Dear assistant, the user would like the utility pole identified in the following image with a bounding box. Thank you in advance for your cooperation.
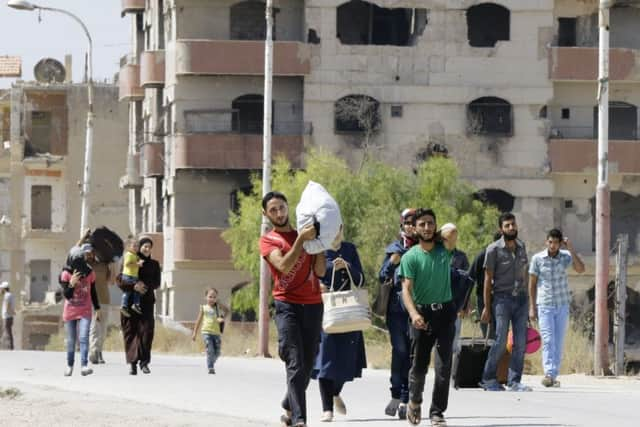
[613,234,628,376]
[594,0,611,376]
[257,0,274,358]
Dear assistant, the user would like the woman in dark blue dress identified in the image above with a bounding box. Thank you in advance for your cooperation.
[312,241,367,422]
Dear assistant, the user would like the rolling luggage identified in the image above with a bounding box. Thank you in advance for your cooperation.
[452,336,493,389]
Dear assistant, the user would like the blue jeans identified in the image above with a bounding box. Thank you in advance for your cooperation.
[386,310,410,403]
[482,293,528,386]
[538,304,569,379]
[121,274,140,308]
[65,317,91,367]
[203,333,221,369]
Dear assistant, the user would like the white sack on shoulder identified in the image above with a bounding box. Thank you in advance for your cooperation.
[295,181,343,255]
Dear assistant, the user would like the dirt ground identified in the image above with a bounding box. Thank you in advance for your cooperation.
[0,382,273,427]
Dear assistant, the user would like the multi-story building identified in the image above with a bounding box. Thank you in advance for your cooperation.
[0,78,129,349]
[120,0,640,322]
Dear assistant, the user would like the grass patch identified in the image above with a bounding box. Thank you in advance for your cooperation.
[44,316,593,374]
[0,387,22,400]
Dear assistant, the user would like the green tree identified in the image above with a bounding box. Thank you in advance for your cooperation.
[223,149,499,313]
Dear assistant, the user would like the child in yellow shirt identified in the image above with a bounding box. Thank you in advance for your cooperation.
[120,239,144,317]
[192,288,229,374]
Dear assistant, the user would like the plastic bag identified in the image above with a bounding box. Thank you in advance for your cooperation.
[295,181,343,254]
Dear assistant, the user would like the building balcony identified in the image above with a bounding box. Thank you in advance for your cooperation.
[119,152,143,189]
[549,47,640,82]
[141,142,164,177]
[121,0,145,16]
[173,227,231,262]
[174,124,305,169]
[119,60,144,101]
[140,50,165,87]
[549,138,640,174]
[175,40,310,76]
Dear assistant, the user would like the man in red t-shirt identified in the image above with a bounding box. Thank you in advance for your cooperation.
[259,191,326,427]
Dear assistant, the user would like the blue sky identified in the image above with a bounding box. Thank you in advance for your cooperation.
[1,1,129,88]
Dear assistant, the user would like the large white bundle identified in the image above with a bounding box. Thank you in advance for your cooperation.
[295,181,343,254]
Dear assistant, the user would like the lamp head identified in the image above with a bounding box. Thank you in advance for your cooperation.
[7,0,37,11]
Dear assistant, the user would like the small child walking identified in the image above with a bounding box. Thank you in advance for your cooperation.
[120,238,144,317]
[192,287,228,374]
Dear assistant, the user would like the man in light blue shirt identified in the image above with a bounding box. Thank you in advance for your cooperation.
[528,229,584,387]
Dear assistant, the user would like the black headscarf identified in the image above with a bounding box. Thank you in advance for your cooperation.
[138,237,153,261]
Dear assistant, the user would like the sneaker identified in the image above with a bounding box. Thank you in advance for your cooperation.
[385,398,400,416]
[431,414,447,426]
[482,381,505,391]
[320,411,333,422]
[140,364,151,374]
[507,382,532,392]
[541,375,554,387]
[80,366,93,376]
[64,366,73,377]
[398,403,407,420]
[552,379,561,388]
[208,368,216,374]
[333,395,346,415]
[120,307,131,318]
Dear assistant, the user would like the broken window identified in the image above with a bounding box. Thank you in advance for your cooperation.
[558,18,577,47]
[31,185,52,230]
[232,94,264,134]
[231,1,270,40]
[337,0,427,46]
[593,102,638,140]
[334,95,381,134]
[591,192,640,253]
[467,97,513,136]
[467,3,510,47]
[473,189,515,213]
[30,111,52,154]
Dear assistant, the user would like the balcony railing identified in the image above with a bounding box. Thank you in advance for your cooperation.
[550,126,639,141]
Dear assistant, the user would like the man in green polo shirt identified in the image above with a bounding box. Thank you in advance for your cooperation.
[399,208,456,427]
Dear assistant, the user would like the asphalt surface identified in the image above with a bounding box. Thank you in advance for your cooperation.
[1,351,639,426]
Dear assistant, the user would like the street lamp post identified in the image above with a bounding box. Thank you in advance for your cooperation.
[8,0,94,238]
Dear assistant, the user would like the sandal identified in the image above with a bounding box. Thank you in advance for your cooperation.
[407,402,421,426]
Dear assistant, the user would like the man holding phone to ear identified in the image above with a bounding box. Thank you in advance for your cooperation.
[529,229,584,388]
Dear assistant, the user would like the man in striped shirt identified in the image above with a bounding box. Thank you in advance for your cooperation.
[528,228,584,387]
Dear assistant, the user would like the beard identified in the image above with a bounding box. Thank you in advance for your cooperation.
[503,231,518,241]
[272,218,289,228]
[418,233,435,243]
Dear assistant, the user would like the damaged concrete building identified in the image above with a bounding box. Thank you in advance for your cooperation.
[0,77,129,349]
[119,0,640,323]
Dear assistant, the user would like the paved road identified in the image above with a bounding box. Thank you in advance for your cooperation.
[1,351,639,426]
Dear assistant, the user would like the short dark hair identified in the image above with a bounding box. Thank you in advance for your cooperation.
[547,228,563,241]
[415,208,436,223]
[498,212,516,228]
[262,191,288,210]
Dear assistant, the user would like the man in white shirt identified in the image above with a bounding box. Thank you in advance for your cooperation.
[1,281,15,350]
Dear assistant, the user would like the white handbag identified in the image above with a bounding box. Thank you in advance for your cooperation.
[322,264,371,334]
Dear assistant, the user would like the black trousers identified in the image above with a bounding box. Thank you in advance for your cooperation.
[274,300,323,425]
[409,302,456,418]
[319,378,345,412]
[3,317,13,350]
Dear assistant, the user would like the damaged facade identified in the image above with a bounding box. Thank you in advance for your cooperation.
[120,0,640,322]
[0,82,129,349]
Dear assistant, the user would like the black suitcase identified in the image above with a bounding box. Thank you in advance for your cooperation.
[452,337,492,389]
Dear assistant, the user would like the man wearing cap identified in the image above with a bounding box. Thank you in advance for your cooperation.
[379,208,417,420]
[1,281,15,350]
